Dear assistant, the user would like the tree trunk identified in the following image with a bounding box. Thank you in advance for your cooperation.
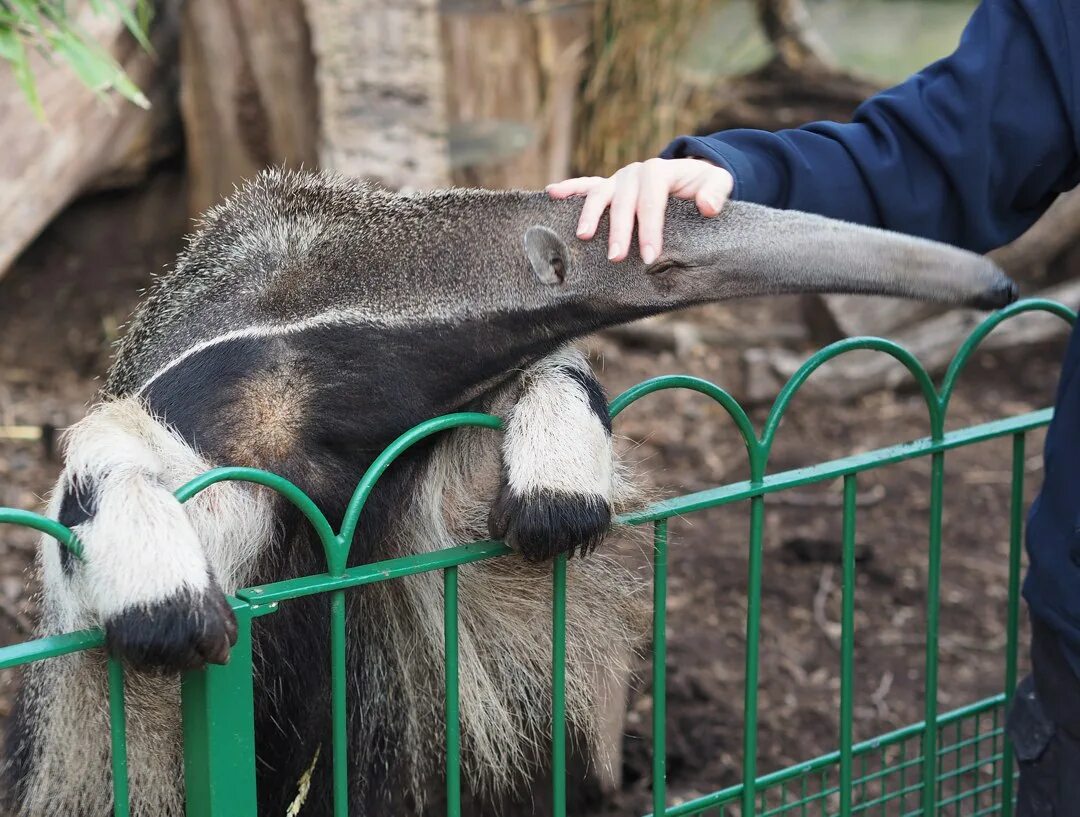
[0,0,183,281]
[179,0,319,215]
[303,0,452,191]
[440,0,593,189]
[755,0,835,74]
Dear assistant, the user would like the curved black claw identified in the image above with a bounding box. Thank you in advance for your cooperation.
[489,485,612,562]
[105,584,238,673]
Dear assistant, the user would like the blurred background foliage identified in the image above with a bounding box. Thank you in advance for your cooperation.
[689,0,975,82]
[0,0,152,115]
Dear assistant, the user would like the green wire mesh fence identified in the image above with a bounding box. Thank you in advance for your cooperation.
[0,298,1073,817]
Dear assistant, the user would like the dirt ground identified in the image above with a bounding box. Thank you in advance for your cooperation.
[0,173,1072,814]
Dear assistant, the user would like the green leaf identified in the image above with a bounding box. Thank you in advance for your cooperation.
[135,0,152,33]
[7,0,47,30]
[106,0,153,55]
[2,0,153,114]
[49,29,112,89]
[0,29,20,61]
[53,11,151,107]
[0,26,44,119]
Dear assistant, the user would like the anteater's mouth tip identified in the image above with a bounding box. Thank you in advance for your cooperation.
[969,276,1019,310]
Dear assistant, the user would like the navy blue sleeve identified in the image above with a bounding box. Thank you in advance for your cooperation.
[662,0,1080,253]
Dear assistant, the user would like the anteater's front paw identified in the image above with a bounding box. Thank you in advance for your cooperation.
[488,485,612,561]
[105,583,238,673]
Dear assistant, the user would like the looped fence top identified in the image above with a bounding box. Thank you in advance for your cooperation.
[4,299,1073,576]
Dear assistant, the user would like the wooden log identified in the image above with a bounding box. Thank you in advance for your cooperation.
[180,0,319,215]
[806,186,1080,343]
[991,187,1080,278]
[747,279,1080,404]
[0,0,183,281]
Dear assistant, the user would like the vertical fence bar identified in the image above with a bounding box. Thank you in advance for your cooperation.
[839,474,857,817]
[952,721,962,805]
[1001,432,1026,817]
[653,519,669,817]
[552,552,568,817]
[899,740,908,814]
[993,705,1003,811]
[182,599,258,816]
[973,713,982,811]
[445,567,461,817]
[742,494,766,817]
[921,451,945,817]
[331,589,349,817]
[107,657,130,817]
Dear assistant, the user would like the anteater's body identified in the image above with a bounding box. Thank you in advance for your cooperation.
[2,169,1016,815]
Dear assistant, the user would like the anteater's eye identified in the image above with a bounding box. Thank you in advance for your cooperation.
[647,259,683,275]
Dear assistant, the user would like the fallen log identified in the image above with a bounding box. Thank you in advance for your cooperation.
[601,315,805,355]
[744,279,1080,404]
[990,187,1080,278]
[808,189,1080,342]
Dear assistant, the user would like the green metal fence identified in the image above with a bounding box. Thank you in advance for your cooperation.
[0,298,1073,817]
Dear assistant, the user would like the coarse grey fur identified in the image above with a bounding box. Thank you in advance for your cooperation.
[3,169,1017,817]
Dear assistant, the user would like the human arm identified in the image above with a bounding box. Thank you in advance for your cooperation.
[549,0,1080,260]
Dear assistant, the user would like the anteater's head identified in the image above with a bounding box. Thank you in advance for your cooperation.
[516,196,1018,322]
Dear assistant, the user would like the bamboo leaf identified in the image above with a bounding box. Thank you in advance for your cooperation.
[56,30,149,107]
[3,0,152,114]
[106,0,153,55]
[7,0,47,30]
[135,0,152,33]
[0,26,45,119]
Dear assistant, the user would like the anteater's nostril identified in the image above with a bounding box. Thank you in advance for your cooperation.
[1004,279,1020,304]
[971,275,1019,310]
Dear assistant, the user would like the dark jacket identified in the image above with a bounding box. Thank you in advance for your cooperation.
[662,0,1080,665]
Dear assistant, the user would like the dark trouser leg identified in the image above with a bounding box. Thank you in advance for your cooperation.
[1008,616,1080,816]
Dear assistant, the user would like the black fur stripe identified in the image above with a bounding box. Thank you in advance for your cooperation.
[57,475,98,574]
[564,366,612,433]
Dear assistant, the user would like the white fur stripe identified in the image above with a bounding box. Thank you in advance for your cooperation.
[134,309,399,396]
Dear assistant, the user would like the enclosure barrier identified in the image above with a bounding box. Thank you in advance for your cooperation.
[0,298,1073,817]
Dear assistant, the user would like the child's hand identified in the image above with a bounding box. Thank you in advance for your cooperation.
[546,158,734,264]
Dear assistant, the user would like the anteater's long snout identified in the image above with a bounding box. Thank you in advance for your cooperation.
[700,202,1020,310]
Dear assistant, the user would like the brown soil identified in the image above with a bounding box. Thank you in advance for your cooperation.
[0,172,1071,814]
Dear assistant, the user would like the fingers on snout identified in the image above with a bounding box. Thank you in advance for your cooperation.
[691,165,734,218]
[576,178,616,241]
[546,176,601,200]
[636,159,672,264]
[607,164,642,261]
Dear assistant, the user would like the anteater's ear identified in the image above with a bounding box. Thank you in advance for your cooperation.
[524,225,570,286]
